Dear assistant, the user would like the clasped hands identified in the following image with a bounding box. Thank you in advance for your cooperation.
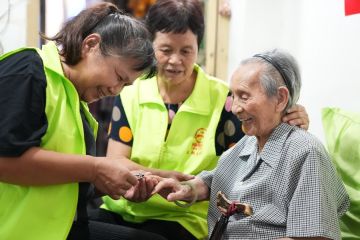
[123,171,196,204]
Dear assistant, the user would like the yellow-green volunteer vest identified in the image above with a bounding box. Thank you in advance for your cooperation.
[0,42,98,240]
[102,64,228,239]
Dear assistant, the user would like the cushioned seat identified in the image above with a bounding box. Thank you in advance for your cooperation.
[322,107,360,239]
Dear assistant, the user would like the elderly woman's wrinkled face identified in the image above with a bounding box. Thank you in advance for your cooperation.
[230,63,282,144]
[153,29,198,85]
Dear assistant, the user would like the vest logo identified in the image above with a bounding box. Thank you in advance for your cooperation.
[189,128,207,155]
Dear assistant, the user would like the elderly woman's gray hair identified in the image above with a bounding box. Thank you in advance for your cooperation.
[241,49,301,111]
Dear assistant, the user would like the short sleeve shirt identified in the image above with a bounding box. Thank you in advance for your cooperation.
[0,50,47,156]
[198,123,350,239]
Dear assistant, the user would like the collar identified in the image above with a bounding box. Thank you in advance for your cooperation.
[40,42,65,77]
[138,64,211,116]
[238,123,295,168]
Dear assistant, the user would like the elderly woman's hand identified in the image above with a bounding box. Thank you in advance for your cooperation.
[123,172,161,202]
[151,178,192,202]
[282,104,309,130]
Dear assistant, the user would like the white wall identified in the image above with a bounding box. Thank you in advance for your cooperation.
[0,0,87,55]
[45,0,86,38]
[228,0,360,143]
[0,0,28,54]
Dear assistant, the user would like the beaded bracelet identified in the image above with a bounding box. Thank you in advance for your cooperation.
[174,182,198,208]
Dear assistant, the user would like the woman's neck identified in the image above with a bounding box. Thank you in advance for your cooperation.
[60,59,81,95]
[61,61,71,80]
[157,71,196,104]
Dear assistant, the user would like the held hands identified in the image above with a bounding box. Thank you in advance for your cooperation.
[122,175,194,203]
[123,169,195,202]
[91,157,138,200]
[90,157,195,203]
[123,172,161,202]
[282,104,309,130]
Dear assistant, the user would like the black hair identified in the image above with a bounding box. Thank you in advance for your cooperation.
[42,2,155,73]
[145,0,204,47]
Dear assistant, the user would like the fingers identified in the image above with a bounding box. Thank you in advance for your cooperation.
[101,180,132,199]
[178,173,195,181]
[151,178,176,195]
[282,104,309,130]
[167,189,185,201]
[138,179,149,200]
[123,175,159,202]
[286,104,304,114]
[108,187,127,200]
[167,184,190,201]
[110,192,125,200]
[126,172,139,186]
[92,158,139,198]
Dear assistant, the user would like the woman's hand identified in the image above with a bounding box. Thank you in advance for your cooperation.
[282,104,309,130]
[91,157,138,200]
[123,172,160,202]
[151,178,194,202]
[155,169,194,182]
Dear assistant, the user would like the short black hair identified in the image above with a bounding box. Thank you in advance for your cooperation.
[145,0,204,47]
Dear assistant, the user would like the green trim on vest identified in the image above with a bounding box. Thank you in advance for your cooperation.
[0,42,98,240]
[102,65,229,239]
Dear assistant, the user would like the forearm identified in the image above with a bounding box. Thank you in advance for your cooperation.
[0,147,95,185]
[108,154,161,175]
[107,139,149,172]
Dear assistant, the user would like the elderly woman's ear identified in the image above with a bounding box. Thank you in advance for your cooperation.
[276,86,289,113]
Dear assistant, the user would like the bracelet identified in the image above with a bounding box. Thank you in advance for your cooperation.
[174,182,198,208]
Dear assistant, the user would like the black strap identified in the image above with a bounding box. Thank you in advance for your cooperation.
[76,108,97,223]
[253,53,293,98]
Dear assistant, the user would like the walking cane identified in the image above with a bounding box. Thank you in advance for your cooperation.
[209,191,253,240]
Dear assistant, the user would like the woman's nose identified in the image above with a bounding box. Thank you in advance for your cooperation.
[231,99,243,114]
[168,53,182,64]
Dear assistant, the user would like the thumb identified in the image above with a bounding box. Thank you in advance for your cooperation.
[167,191,184,202]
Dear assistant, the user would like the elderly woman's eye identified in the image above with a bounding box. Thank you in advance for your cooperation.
[160,48,171,54]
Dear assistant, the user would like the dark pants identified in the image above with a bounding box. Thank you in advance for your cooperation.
[87,208,197,240]
[67,219,167,240]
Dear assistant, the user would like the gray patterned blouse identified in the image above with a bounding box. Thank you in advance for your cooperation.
[198,123,349,240]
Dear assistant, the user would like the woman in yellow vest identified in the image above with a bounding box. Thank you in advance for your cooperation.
[0,3,166,240]
[90,0,309,239]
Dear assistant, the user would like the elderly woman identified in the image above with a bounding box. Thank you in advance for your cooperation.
[153,49,350,239]
[91,1,309,239]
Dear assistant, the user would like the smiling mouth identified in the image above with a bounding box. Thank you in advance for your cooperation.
[166,69,182,74]
[239,117,252,122]
[97,88,106,99]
